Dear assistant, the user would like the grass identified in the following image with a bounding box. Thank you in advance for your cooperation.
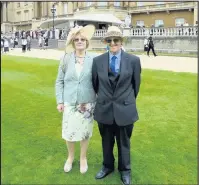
[1,55,197,184]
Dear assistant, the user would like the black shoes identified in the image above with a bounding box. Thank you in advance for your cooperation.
[95,166,131,185]
[121,172,131,185]
[95,166,114,179]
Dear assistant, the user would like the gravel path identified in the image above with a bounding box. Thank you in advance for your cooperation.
[3,48,197,74]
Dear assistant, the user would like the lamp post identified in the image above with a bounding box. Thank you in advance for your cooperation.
[51,3,56,39]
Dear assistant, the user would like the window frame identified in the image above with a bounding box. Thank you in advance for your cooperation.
[175,18,185,27]
[63,3,68,14]
[155,19,164,27]
[136,20,144,27]
[24,10,29,21]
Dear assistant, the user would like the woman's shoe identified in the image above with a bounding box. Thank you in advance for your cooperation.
[80,159,88,174]
[64,160,73,173]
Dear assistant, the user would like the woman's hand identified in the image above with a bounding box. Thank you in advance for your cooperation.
[57,103,64,112]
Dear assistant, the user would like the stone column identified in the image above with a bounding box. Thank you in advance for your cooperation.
[129,2,136,7]
[46,2,49,16]
[44,2,48,16]
[73,2,77,11]
[109,1,114,8]
[3,2,7,22]
[194,2,198,24]
[33,2,38,18]
[124,2,129,7]
[68,2,73,14]
[41,2,45,17]
[77,2,81,8]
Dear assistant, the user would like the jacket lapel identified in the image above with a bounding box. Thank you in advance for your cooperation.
[102,52,112,89]
[70,52,79,80]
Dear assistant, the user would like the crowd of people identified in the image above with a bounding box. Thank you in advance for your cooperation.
[1,31,50,54]
[12,28,66,40]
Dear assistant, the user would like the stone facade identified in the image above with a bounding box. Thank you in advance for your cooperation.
[1,2,198,32]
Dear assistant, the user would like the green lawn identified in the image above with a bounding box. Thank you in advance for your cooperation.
[1,55,197,184]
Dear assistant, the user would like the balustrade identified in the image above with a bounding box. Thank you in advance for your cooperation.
[93,27,198,38]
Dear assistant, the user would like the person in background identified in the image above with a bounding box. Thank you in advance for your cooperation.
[3,37,9,53]
[38,35,42,49]
[27,35,31,51]
[13,37,18,48]
[21,36,27,53]
[143,37,149,55]
[195,21,198,35]
[1,38,4,54]
[147,34,157,57]
[44,37,48,50]
[10,37,14,50]
[183,20,189,35]
[42,35,45,49]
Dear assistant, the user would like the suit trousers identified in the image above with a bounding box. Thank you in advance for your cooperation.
[98,120,134,172]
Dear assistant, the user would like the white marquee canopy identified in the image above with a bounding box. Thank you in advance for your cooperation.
[39,13,123,28]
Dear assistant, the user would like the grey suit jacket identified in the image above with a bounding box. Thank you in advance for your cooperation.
[55,51,97,105]
[92,50,141,126]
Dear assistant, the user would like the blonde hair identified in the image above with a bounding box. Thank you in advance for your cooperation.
[71,33,89,49]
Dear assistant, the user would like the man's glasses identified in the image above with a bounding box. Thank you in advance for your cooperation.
[73,38,86,42]
[105,38,121,43]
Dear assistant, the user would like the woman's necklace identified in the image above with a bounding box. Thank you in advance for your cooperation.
[75,55,85,65]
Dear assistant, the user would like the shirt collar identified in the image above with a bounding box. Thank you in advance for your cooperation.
[109,49,122,59]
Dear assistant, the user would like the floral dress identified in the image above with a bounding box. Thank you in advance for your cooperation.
[62,62,95,142]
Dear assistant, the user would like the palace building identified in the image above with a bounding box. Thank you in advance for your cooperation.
[1,1,198,33]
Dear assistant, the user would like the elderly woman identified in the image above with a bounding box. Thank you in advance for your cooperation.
[55,25,97,174]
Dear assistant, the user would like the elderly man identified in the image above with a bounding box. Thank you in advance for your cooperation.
[92,26,141,185]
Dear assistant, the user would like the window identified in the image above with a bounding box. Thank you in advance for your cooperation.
[86,2,92,7]
[155,20,164,27]
[17,2,20,8]
[97,1,108,6]
[175,18,185,26]
[17,11,21,21]
[24,10,29,21]
[137,2,143,6]
[114,2,120,7]
[63,3,68,14]
[136,20,144,27]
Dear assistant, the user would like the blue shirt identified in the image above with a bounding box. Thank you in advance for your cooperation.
[109,49,121,73]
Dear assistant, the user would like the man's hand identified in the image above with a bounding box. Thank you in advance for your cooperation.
[57,103,64,113]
